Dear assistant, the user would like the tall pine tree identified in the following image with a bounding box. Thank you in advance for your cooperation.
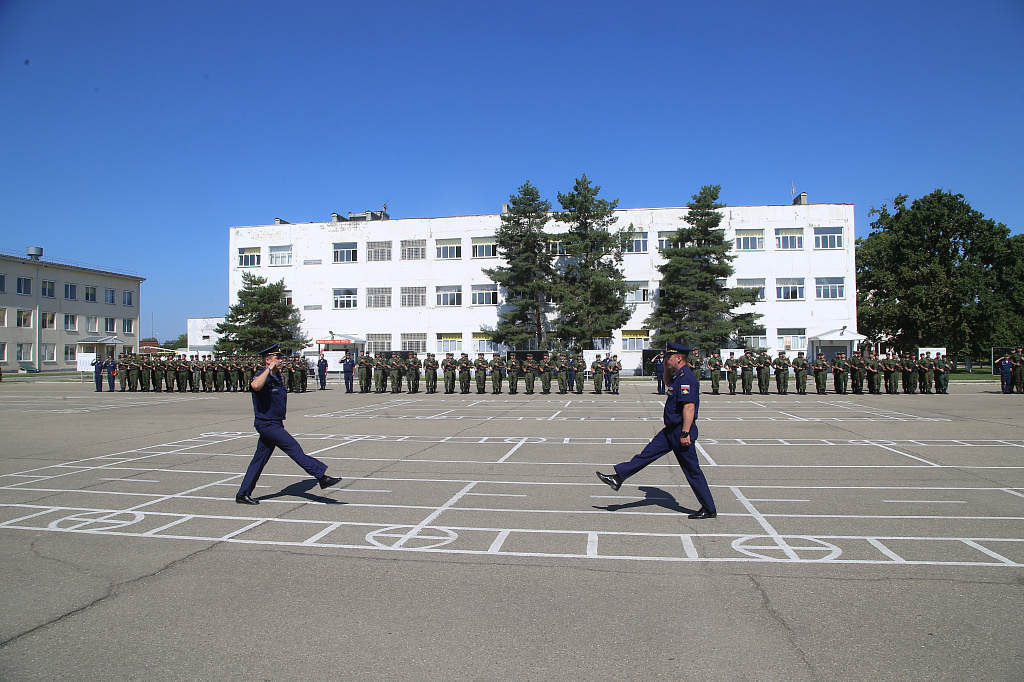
[646,185,761,349]
[215,271,309,354]
[549,175,632,349]
[482,181,555,349]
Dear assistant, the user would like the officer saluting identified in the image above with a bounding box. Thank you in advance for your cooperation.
[596,342,717,519]
[235,343,342,505]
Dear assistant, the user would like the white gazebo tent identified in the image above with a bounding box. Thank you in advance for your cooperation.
[809,328,868,363]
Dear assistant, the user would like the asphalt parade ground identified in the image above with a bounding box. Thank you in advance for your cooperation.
[1,378,1022,680]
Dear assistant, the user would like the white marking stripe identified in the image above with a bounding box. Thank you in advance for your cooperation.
[873,443,940,466]
[497,438,529,463]
[882,500,968,504]
[867,538,906,563]
[960,540,1015,564]
[695,441,717,466]
[390,482,477,548]
[730,487,800,561]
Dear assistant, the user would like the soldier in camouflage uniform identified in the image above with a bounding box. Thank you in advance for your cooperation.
[474,353,488,394]
[540,353,554,395]
[407,353,422,393]
[424,353,438,394]
[458,352,472,394]
[590,356,604,394]
[724,352,738,395]
[441,352,457,394]
[707,351,723,395]
[773,351,791,395]
[507,355,520,394]
[523,354,537,395]
[792,351,809,395]
[489,353,505,394]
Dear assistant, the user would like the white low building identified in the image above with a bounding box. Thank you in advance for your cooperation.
[227,196,858,371]
[186,317,225,358]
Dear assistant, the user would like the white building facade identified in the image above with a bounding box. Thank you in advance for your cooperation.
[227,199,858,372]
[0,247,144,372]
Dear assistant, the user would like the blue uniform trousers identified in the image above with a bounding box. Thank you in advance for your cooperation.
[1002,373,1013,394]
[107,371,115,391]
[613,426,716,512]
[237,419,328,497]
[318,371,327,390]
[94,370,103,391]
[344,372,354,392]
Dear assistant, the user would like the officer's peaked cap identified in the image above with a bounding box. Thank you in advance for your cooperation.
[259,343,282,357]
[664,341,692,355]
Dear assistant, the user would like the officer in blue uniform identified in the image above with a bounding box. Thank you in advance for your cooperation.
[106,356,117,391]
[653,352,665,394]
[340,352,355,392]
[597,342,717,519]
[91,355,105,391]
[996,352,1014,394]
[235,344,342,504]
[316,353,329,390]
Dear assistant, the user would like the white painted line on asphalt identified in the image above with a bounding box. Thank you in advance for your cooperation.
[695,442,717,466]
[464,492,527,497]
[303,522,343,545]
[873,443,941,466]
[586,532,598,556]
[548,410,561,420]
[497,438,529,463]
[390,481,477,549]
[99,478,160,483]
[960,540,1016,564]
[747,499,810,503]
[141,516,193,536]
[220,519,267,540]
[730,486,800,560]
[882,500,968,504]
[1002,488,1024,499]
[487,529,511,553]
[681,535,698,558]
[867,538,906,563]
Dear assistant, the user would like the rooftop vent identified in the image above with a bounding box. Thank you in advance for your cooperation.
[26,246,43,260]
[793,192,808,205]
[331,213,347,222]
[275,218,290,225]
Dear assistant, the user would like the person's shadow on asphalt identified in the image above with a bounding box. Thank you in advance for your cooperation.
[257,479,346,505]
[593,485,696,514]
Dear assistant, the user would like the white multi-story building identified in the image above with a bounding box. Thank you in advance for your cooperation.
[0,247,144,372]
[227,196,860,372]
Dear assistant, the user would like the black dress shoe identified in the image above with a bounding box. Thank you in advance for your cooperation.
[687,507,717,519]
[596,471,621,491]
[318,475,342,490]
[235,494,259,505]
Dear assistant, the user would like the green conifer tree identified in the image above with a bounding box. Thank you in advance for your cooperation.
[482,181,555,350]
[214,271,308,354]
[645,185,761,349]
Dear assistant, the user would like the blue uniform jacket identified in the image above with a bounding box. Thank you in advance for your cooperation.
[252,369,288,421]
[664,364,699,434]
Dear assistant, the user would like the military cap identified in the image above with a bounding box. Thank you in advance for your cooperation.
[664,341,692,355]
[259,343,282,357]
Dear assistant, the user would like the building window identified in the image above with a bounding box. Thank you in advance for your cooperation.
[85,286,97,302]
[366,333,391,353]
[625,281,650,303]
[17,277,32,296]
[64,344,76,361]
[64,314,76,331]
[473,333,494,353]
[742,330,768,349]
[280,289,293,306]
[17,310,32,328]
[815,276,845,299]
[366,287,392,308]
[104,317,116,333]
[87,316,98,332]
[436,238,462,260]
[626,232,648,253]
[401,286,427,307]
[814,226,844,250]
[41,280,55,298]
[400,239,427,261]
[657,231,677,250]
[0,342,5,360]
[0,274,5,293]
[401,333,427,353]
[471,237,498,258]
[436,285,462,307]
[122,290,133,306]
[123,318,134,334]
[546,240,566,255]
[332,288,357,309]
[437,333,463,353]
[735,229,764,251]
[471,284,498,305]
[238,247,261,267]
[777,328,807,351]
[0,308,5,326]
[333,242,358,263]
[64,282,76,300]
[39,312,54,329]
[592,336,613,351]
[268,245,292,266]
[366,241,392,262]
[105,288,116,304]
[736,278,766,301]
[776,278,805,301]
[41,343,55,362]
[16,343,32,362]
[775,228,804,250]
[621,331,651,351]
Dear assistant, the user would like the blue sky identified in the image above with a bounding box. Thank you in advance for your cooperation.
[2,1,1021,342]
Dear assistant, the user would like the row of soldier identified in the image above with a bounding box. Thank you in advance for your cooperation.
[100,354,314,393]
[349,351,624,395]
[668,348,958,396]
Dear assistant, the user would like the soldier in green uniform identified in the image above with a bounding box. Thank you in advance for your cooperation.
[555,354,568,394]
[407,352,422,393]
[724,352,738,395]
[707,351,723,395]
[490,353,505,394]
[933,353,947,394]
[590,356,604,394]
[371,354,383,393]
[424,353,438,394]
[1012,347,1024,394]
[773,351,791,395]
[575,353,586,394]
[356,353,369,393]
[387,352,400,393]
[881,353,894,394]
[178,357,190,392]
[739,349,754,395]
[792,351,809,395]
[690,350,703,392]
[151,356,164,392]
[441,352,457,394]
[811,352,827,395]
[831,353,844,394]
[116,352,127,392]
[865,351,880,394]
[474,352,488,394]
[607,355,621,394]
[507,355,520,394]
[539,353,553,394]
[922,352,935,394]
[849,351,865,395]
[756,349,771,395]
[458,352,473,394]
[128,354,141,391]
[900,353,915,394]
[523,354,537,395]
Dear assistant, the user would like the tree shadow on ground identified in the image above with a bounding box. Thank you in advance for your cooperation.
[592,485,695,514]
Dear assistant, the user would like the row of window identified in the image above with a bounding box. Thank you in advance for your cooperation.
[0,309,134,333]
[0,341,82,363]
[736,277,846,301]
[359,331,653,355]
[0,275,134,305]
[741,328,809,351]
[236,227,847,268]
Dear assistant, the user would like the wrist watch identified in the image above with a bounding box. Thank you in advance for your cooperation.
[681,430,690,437]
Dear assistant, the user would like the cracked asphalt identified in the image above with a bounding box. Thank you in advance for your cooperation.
[1,379,1022,680]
